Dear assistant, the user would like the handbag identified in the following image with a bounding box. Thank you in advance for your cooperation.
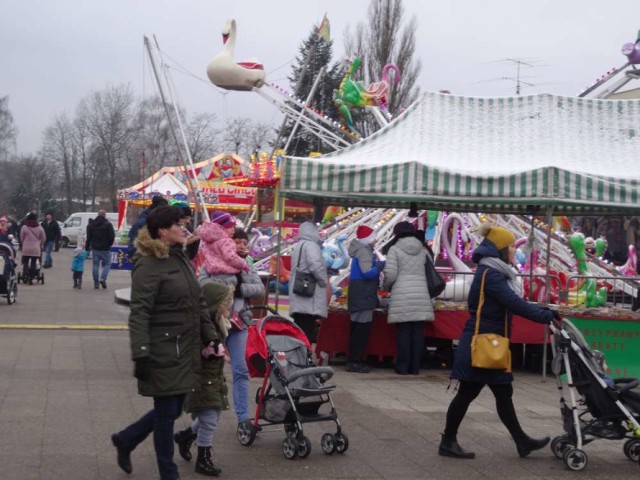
[292,243,317,298]
[424,251,446,298]
[470,270,512,372]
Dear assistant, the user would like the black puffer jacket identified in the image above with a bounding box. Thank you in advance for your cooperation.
[85,215,115,251]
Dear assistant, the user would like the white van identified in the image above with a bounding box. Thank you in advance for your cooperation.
[60,212,117,248]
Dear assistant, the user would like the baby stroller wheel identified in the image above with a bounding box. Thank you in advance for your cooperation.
[237,420,257,446]
[623,439,640,461]
[7,284,17,304]
[551,436,572,459]
[321,433,335,455]
[296,435,311,458]
[335,432,349,454]
[563,447,588,471]
[282,436,299,460]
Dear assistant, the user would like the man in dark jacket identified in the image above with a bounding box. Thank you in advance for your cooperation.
[85,210,115,289]
[128,196,168,257]
[41,212,61,268]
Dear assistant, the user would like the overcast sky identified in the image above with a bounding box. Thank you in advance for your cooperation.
[2,0,639,154]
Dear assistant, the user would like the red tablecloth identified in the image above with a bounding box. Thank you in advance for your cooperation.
[316,309,548,360]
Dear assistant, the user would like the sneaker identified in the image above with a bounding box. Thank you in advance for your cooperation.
[100,280,107,289]
[94,284,100,289]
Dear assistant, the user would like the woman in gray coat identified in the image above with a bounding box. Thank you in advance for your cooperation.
[289,221,328,342]
[383,221,434,375]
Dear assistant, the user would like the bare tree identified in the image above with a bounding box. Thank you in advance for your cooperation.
[343,0,421,130]
[223,117,252,157]
[9,154,59,217]
[82,84,139,210]
[42,113,75,214]
[135,96,182,176]
[72,105,95,210]
[186,112,221,162]
[0,96,17,161]
[246,122,274,156]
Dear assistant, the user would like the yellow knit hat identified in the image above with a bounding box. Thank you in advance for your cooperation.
[478,224,516,250]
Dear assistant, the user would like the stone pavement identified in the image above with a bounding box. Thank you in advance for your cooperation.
[1,248,640,479]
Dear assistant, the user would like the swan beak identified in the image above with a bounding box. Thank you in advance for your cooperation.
[222,33,229,44]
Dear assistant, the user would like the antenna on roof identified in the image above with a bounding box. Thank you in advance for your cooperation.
[504,58,535,95]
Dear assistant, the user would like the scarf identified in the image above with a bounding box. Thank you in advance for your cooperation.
[479,257,521,295]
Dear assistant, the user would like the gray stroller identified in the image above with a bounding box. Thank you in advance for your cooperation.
[549,317,640,471]
[239,306,348,459]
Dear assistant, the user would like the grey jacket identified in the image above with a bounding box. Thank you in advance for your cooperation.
[289,222,328,318]
[383,236,434,323]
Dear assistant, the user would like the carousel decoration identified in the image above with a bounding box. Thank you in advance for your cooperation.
[223,151,282,188]
[207,19,266,91]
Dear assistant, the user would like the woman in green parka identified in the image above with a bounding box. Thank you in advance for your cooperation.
[111,206,218,480]
[174,282,233,477]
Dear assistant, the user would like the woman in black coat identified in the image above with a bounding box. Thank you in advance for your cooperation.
[439,224,558,460]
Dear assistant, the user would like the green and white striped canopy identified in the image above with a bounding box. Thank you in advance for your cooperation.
[281,92,640,215]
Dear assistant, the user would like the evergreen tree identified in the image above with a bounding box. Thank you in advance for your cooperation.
[276,27,342,157]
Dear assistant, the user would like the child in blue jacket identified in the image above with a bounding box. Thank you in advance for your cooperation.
[71,246,89,289]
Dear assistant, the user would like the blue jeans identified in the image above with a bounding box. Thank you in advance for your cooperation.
[117,394,185,480]
[92,250,111,285]
[226,328,249,422]
[43,240,54,267]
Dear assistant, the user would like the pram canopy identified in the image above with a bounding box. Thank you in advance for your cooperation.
[246,314,311,378]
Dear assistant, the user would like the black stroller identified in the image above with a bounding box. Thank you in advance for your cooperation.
[239,306,347,459]
[17,254,44,285]
[549,318,640,471]
[0,242,18,304]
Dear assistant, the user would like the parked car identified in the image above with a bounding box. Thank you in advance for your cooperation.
[60,212,117,248]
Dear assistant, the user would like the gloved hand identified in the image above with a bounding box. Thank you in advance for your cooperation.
[242,262,250,273]
[202,341,226,360]
[133,358,152,381]
[551,310,562,321]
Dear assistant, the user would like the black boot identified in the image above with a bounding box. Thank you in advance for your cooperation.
[438,434,475,459]
[195,446,222,476]
[515,435,550,458]
[78,277,82,289]
[111,433,133,474]
[174,426,197,461]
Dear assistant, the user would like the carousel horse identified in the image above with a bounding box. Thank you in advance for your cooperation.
[207,19,266,91]
[333,56,400,135]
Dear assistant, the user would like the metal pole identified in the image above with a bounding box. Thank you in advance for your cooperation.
[283,67,326,153]
[541,205,554,381]
[143,36,206,223]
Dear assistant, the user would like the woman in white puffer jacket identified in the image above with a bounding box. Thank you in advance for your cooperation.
[383,221,434,375]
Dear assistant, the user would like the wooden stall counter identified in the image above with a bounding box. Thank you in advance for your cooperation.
[316,307,548,361]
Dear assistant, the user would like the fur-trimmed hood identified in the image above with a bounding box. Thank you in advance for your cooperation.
[134,228,170,259]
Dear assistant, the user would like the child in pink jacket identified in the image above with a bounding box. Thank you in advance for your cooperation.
[197,211,249,284]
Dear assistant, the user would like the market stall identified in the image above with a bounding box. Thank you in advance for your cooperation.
[280,91,640,374]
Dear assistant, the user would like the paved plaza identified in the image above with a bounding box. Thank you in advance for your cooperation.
[1,248,640,479]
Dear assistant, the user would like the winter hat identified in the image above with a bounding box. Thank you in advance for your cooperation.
[393,221,416,236]
[356,225,377,245]
[0,216,7,222]
[479,224,516,250]
[73,247,83,255]
[150,196,168,209]
[210,210,235,228]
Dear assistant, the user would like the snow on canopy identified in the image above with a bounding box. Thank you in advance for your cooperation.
[281,92,640,215]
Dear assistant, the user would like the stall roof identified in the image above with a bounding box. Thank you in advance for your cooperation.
[281,92,640,214]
